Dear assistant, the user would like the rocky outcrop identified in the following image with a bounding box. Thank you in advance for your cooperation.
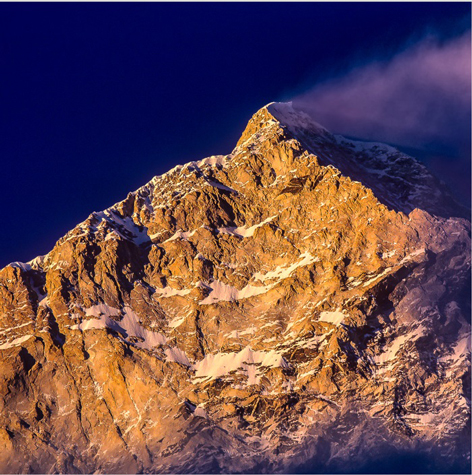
[0,102,469,473]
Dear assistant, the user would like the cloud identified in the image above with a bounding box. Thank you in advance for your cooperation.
[292,31,471,154]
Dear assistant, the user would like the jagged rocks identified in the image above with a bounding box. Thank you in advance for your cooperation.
[0,102,470,473]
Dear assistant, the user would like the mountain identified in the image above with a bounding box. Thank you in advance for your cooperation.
[0,102,470,474]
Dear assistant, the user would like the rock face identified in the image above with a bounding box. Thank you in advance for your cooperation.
[0,102,470,474]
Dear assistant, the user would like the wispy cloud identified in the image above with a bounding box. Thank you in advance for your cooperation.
[292,31,471,154]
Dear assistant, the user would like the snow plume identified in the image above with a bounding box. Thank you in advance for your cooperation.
[292,31,471,155]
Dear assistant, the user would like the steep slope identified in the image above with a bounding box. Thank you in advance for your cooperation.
[0,102,470,474]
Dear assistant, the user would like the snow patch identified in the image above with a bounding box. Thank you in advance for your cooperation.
[382,250,396,259]
[165,347,191,366]
[195,155,226,168]
[439,333,471,363]
[399,248,426,265]
[193,346,289,384]
[28,255,46,270]
[318,310,345,325]
[85,303,121,318]
[373,325,425,365]
[193,406,208,419]
[0,334,34,350]
[362,267,393,287]
[254,252,318,282]
[205,180,237,194]
[70,304,167,350]
[218,215,277,238]
[0,322,33,336]
[162,229,197,243]
[168,316,186,328]
[8,262,32,272]
[154,287,193,298]
[97,210,150,245]
[199,281,272,305]
[333,134,398,155]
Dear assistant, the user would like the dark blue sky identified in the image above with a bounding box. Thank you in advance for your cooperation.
[1,3,470,267]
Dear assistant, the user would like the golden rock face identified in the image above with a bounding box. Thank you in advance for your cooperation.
[0,103,470,473]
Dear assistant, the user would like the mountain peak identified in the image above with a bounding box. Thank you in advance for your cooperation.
[235,101,466,219]
[267,101,328,134]
[236,101,329,148]
[0,99,470,473]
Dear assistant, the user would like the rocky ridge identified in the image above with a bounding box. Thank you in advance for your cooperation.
[0,102,470,473]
